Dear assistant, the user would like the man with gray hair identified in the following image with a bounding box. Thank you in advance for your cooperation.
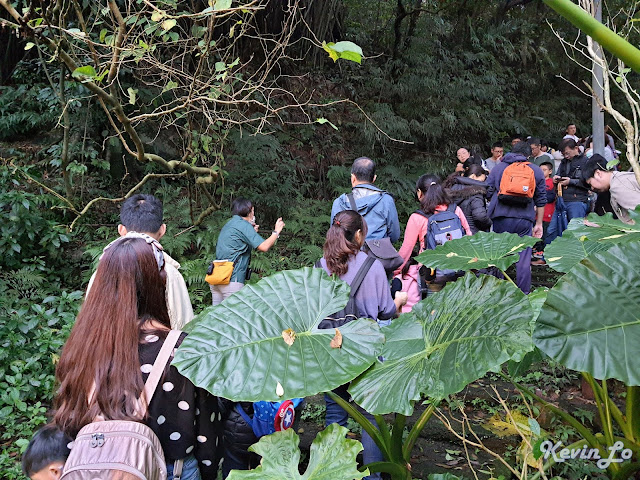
[330,157,400,242]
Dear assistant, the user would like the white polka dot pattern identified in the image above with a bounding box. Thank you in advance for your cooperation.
[186,445,194,454]
[145,334,159,343]
[202,460,212,467]
[140,364,153,374]
[170,432,181,441]
[197,435,207,443]
[162,382,174,392]
[157,415,166,425]
[178,401,190,410]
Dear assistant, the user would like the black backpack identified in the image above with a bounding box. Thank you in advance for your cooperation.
[314,256,376,329]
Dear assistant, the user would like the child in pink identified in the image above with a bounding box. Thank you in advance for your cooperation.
[392,262,421,313]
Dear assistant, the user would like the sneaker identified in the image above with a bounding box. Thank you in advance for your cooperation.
[532,250,544,260]
[531,258,546,265]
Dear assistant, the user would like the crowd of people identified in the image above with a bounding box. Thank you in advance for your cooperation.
[21,125,640,479]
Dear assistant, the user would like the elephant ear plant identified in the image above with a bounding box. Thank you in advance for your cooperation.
[519,241,640,480]
[173,235,539,480]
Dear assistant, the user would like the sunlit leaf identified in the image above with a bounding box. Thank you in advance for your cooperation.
[161,19,176,31]
[173,268,384,402]
[322,41,363,64]
[349,274,534,415]
[415,231,538,272]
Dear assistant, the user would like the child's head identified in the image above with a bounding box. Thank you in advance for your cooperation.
[540,162,553,179]
[22,425,72,480]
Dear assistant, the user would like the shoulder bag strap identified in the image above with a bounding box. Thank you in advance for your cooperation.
[145,330,184,480]
[314,259,322,268]
[142,329,182,408]
[346,193,358,211]
[349,256,376,298]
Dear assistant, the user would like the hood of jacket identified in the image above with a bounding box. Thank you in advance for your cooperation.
[447,176,487,201]
[447,185,487,202]
[338,183,387,215]
[502,152,528,165]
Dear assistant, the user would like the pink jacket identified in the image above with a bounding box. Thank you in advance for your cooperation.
[393,264,421,313]
[395,204,472,274]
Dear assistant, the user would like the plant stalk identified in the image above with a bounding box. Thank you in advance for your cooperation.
[627,386,639,444]
[326,391,391,459]
[402,403,436,462]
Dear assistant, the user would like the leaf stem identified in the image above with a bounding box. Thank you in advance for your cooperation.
[402,403,436,462]
[499,268,517,287]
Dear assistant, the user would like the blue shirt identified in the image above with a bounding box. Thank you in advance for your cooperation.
[216,216,265,283]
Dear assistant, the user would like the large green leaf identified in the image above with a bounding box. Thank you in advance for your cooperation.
[545,208,640,272]
[534,242,640,385]
[544,236,610,273]
[414,232,538,272]
[564,209,640,244]
[348,274,534,415]
[173,267,384,402]
[227,424,367,480]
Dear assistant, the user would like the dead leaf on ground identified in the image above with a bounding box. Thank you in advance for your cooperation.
[330,328,343,349]
[282,328,296,346]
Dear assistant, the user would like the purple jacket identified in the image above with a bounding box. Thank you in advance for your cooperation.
[319,251,396,323]
[486,153,547,223]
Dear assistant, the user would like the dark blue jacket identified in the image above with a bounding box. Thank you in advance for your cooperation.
[486,153,547,223]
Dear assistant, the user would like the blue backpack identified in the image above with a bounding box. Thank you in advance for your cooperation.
[236,398,303,438]
[415,204,465,282]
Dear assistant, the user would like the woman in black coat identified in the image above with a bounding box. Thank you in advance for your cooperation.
[444,164,491,234]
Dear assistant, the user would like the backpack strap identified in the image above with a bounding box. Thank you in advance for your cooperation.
[142,329,182,409]
[349,256,376,298]
[235,403,254,428]
[346,193,358,211]
[446,203,457,212]
[413,209,431,220]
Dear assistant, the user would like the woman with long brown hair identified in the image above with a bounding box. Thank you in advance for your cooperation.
[317,210,406,480]
[53,236,221,480]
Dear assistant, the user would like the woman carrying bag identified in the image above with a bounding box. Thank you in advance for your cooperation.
[53,237,222,479]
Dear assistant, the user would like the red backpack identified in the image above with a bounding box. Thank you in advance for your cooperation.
[498,162,536,205]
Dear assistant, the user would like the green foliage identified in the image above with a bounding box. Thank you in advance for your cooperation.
[323,41,364,64]
[227,424,367,480]
[0,167,71,270]
[0,82,57,140]
[0,272,82,477]
[544,235,611,273]
[545,208,640,272]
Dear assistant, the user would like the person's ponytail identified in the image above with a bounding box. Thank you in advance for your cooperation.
[416,174,450,214]
[323,211,367,276]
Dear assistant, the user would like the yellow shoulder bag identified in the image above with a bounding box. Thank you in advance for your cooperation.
[205,260,234,285]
